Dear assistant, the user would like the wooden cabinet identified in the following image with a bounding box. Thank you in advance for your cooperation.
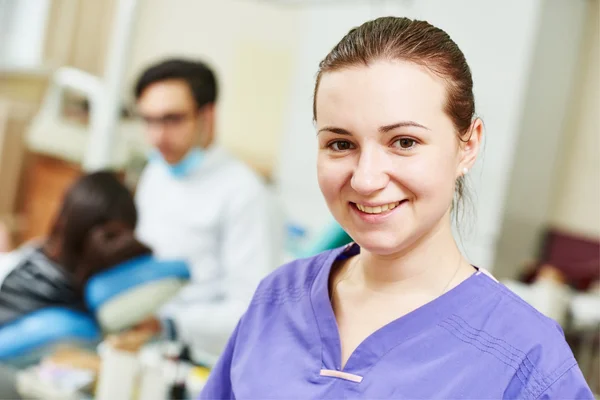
[16,153,82,244]
[15,152,127,245]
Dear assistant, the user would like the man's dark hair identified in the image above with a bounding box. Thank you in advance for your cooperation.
[134,58,218,108]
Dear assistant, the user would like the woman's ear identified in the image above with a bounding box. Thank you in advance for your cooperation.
[457,118,483,177]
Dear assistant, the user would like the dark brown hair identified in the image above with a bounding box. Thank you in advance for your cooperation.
[47,171,151,289]
[313,17,476,214]
[134,58,218,109]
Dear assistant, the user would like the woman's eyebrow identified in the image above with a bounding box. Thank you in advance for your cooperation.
[317,126,352,135]
[379,121,430,133]
[318,121,430,136]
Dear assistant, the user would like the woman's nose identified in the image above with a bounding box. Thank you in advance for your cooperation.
[350,147,390,196]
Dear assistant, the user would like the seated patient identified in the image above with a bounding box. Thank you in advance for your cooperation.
[0,171,151,327]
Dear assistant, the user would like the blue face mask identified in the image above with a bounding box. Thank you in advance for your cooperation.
[148,147,205,178]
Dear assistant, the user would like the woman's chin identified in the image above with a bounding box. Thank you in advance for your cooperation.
[350,231,411,256]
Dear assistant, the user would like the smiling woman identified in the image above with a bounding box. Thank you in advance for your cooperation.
[199,17,593,399]
[314,59,478,257]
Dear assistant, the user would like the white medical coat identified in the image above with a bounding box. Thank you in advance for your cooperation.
[135,145,276,362]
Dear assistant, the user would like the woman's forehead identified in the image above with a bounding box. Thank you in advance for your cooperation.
[315,60,447,129]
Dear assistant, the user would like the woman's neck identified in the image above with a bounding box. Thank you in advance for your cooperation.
[353,217,471,295]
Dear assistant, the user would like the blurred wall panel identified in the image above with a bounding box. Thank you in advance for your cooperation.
[43,0,117,75]
[549,0,599,238]
[495,0,594,280]
[227,40,295,180]
[0,71,49,105]
[0,0,51,69]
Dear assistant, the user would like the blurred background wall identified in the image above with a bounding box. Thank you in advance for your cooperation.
[495,0,599,279]
[549,0,599,237]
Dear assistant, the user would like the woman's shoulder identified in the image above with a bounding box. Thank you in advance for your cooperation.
[463,273,566,333]
[454,273,579,385]
[250,247,342,306]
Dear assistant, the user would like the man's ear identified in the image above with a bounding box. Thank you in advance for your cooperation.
[198,104,216,148]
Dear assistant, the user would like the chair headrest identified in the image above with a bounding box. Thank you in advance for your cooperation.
[85,255,190,312]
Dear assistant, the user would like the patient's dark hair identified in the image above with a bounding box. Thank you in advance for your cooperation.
[48,171,151,288]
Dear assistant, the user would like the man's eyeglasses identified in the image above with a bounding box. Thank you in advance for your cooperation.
[138,112,194,128]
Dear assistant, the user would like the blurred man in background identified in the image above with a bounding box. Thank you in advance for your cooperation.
[130,59,274,361]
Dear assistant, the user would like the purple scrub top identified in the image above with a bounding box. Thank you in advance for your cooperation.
[200,244,593,399]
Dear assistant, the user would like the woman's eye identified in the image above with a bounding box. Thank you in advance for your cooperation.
[393,138,417,150]
[329,141,354,151]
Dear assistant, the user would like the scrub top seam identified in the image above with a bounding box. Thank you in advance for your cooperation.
[251,283,310,305]
[441,318,545,394]
[447,314,551,390]
[439,319,520,370]
[475,275,575,391]
[439,320,539,399]
[531,359,579,400]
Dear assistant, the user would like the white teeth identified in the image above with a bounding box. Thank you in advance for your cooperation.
[356,201,401,214]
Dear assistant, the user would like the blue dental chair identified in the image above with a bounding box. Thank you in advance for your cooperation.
[0,256,190,366]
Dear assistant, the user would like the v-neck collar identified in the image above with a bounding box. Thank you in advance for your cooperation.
[310,243,489,377]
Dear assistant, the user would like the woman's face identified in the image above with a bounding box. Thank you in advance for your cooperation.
[315,60,480,256]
